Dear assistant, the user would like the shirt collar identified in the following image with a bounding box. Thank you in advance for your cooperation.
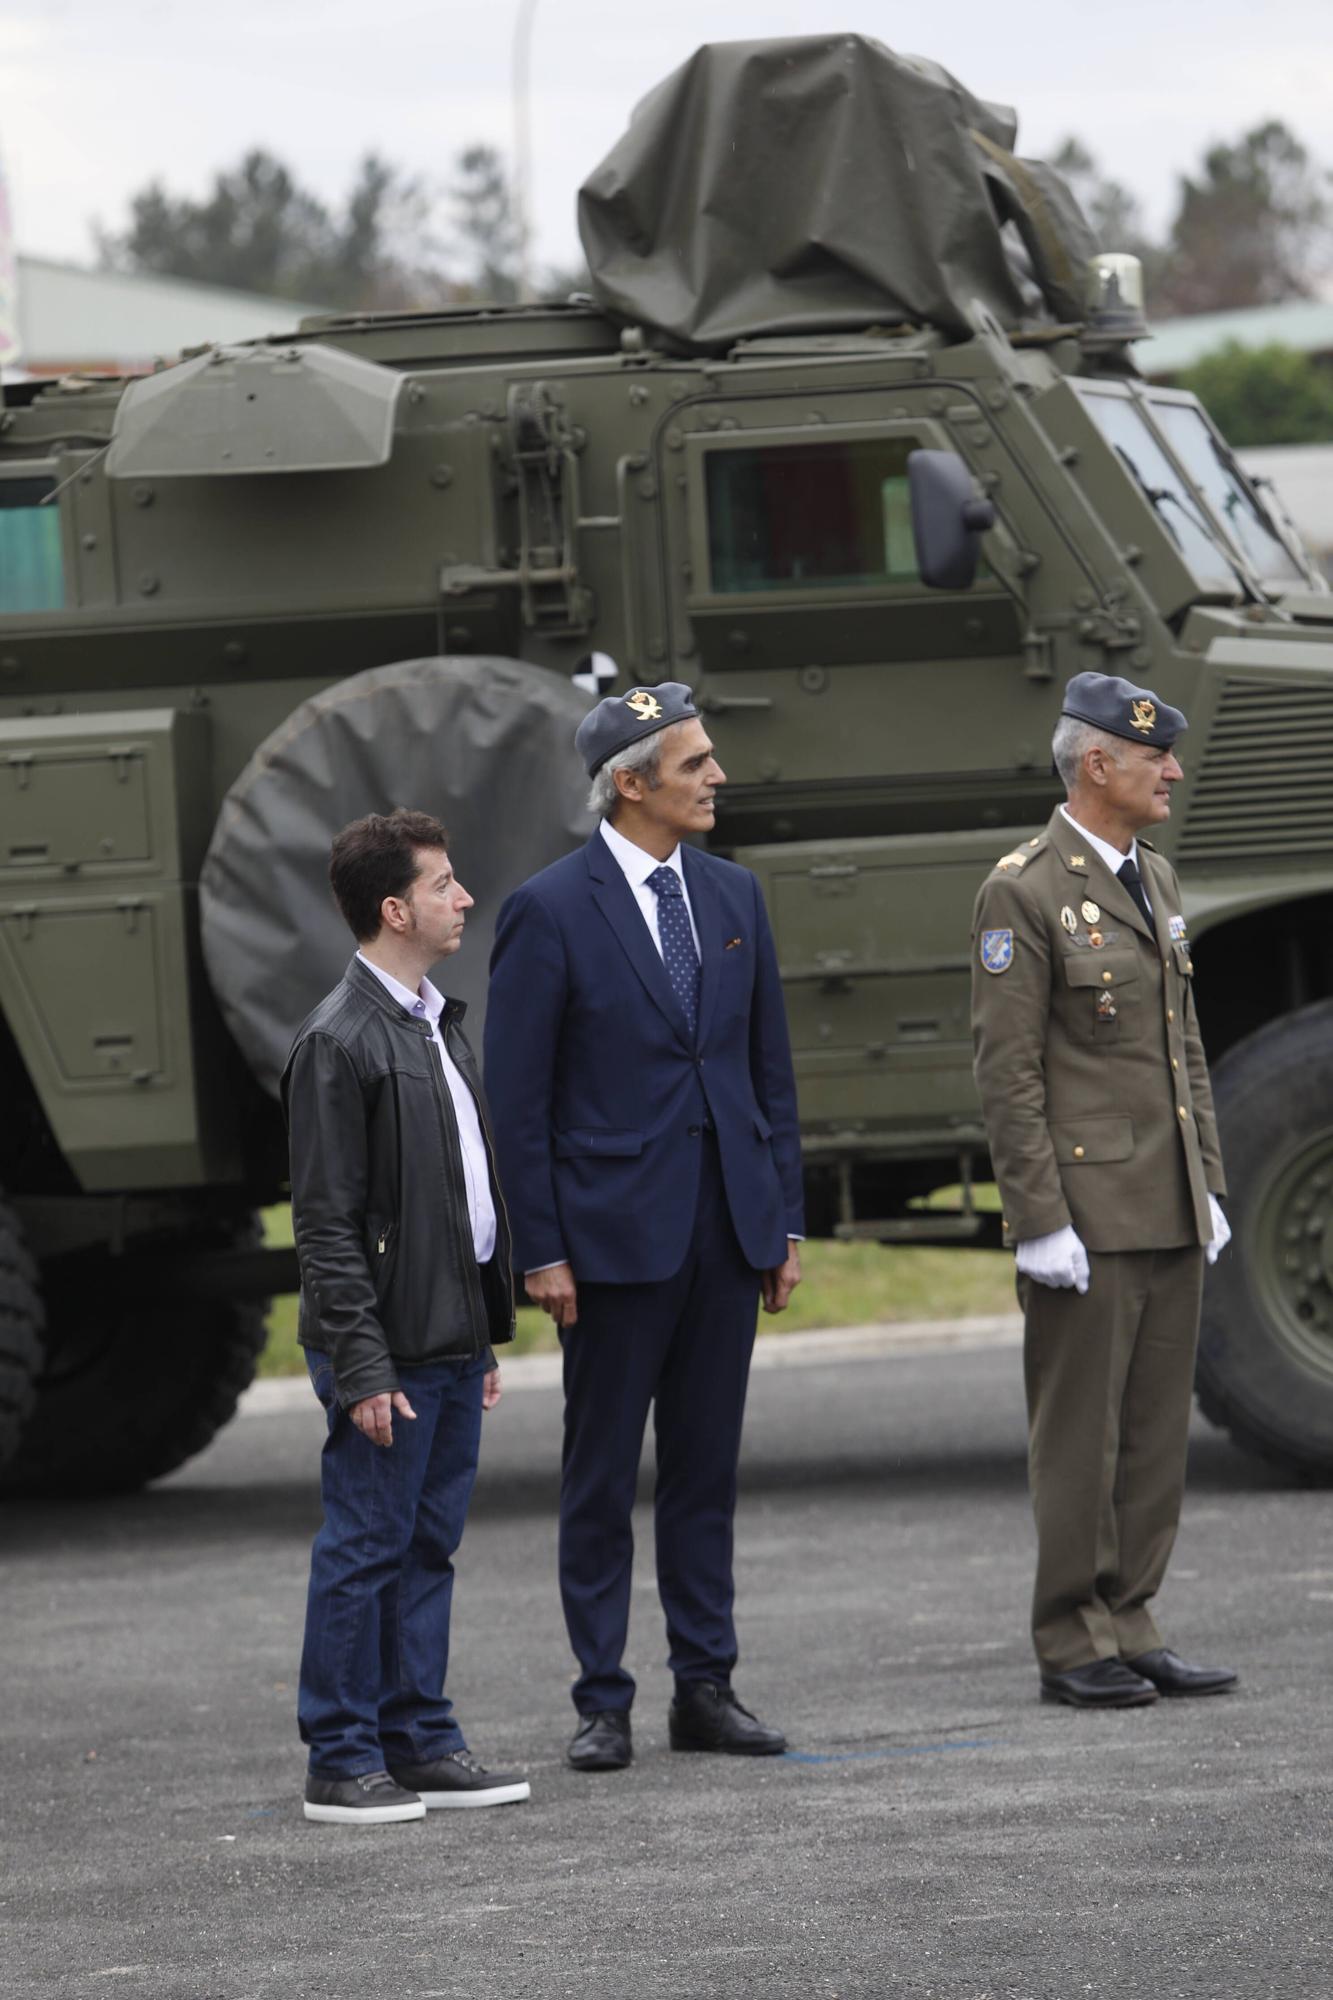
[599,816,683,888]
[1059,804,1139,880]
[356,950,445,1027]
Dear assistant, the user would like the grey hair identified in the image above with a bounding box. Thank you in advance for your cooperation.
[586,724,681,817]
[1052,715,1125,791]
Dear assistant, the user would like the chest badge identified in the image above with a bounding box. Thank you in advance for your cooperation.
[1081,900,1101,925]
[1060,906,1077,935]
[980,929,1014,975]
[1096,990,1118,1020]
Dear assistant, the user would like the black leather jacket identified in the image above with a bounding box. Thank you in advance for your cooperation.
[281,957,514,1408]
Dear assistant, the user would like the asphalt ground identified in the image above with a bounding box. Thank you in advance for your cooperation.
[3,1322,1331,2000]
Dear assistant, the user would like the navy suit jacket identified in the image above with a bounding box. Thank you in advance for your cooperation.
[484,829,804,1284]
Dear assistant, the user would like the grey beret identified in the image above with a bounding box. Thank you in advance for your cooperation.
[575,681,699,776]
[1061,672,1188,748]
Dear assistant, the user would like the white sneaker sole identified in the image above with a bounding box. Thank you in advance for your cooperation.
[417,1780,531,1809]
[303,1799,426,1825]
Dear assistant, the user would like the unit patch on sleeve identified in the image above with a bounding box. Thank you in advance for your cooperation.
[980,929,1014,975]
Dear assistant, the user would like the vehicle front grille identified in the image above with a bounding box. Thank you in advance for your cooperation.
[1178,675,1333,864]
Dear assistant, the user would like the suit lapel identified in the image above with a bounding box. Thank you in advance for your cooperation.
[584,832,693,1048]
[683,846,722,1048]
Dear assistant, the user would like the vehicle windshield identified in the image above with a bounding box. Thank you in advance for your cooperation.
[1145,396,1306,586]
[1074,386,1239,593]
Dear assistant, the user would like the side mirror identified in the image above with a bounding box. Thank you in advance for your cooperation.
[907,450,996,590]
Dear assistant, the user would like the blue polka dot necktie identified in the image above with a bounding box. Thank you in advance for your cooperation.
[647,865,700,1041]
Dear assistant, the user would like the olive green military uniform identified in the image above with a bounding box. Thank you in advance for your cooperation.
[971,806,1226,1672]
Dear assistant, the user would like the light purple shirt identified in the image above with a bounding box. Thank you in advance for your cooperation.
[356,952,497,1264]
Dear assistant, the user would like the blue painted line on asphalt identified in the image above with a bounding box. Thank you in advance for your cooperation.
[782,1738,1000,1765]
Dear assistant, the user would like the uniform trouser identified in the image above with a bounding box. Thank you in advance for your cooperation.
[298,1347,486,1775]
[1019,1245,1204,1674]
[557,1132,761,1715]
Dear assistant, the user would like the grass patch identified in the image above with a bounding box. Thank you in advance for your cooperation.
[258,1200,1016,1379]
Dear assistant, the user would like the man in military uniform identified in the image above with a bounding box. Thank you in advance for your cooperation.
[971,672,1238,1709]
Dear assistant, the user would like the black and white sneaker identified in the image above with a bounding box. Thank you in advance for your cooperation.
[303,1769,426,1825]
[387,1749,531,1809]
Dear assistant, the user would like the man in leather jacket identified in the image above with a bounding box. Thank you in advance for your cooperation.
[282,807,529,1825]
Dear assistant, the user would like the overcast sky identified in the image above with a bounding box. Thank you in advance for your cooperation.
[4,0,1332,285]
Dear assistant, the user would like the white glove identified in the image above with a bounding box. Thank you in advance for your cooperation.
[1205,1194,1231,1266]
[1016,1225,1091,1294]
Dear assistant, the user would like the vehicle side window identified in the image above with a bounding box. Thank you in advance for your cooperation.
[705,437,921,594]
[0,475,65,613]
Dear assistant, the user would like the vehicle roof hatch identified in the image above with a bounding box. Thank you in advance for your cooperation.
[105,342,402,479]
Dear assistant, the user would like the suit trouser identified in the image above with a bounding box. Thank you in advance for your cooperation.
[557,1132,760,1714]
[1019,1245,1204,1674]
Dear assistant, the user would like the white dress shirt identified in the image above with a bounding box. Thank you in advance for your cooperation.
[1059,805,1152,916]
[599,817,702,958]
[356,951,497,1264]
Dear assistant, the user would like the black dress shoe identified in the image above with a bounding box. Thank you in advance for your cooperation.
[1125,1648,1238,1697]
[1040,1658,1159,1709]
[568,1709,633,1771]
[668,1680,787,1755]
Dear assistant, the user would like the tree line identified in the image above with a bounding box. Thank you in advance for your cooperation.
[95,144,584,313]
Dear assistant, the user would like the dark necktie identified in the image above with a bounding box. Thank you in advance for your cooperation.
[647,864,700,1040]
[1117,855,1154,929]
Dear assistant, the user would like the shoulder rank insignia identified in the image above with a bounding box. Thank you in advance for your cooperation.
[980,929,1014,974]
[995,850,1029,873]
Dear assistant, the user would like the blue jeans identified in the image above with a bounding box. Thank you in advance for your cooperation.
[298,1348,486,1777]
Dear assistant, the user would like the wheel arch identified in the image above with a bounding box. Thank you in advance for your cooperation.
[1189,889,1333,1065]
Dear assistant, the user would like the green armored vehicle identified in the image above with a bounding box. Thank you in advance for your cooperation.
[3,35,1332,1493]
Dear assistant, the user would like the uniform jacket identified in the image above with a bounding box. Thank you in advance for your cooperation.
[484,830,804,1283]
[970,807,1226,1252]
[281,958,514,1410]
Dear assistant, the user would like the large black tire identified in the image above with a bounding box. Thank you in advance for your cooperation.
[1196,1001,1333,1477]
[0,1215,267,1498]
[0,1196,44,1470]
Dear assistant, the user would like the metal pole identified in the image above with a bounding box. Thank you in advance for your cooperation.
[512,0,539,304]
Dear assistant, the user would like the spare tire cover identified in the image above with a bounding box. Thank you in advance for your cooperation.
[200,656,594,1097]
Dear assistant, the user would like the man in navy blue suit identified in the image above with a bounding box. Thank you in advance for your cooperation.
[485,683,804,1772]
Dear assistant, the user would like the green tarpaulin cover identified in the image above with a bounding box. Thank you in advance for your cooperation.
[579,35,1096,352]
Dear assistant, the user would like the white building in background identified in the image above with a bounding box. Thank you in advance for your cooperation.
[9,255,318,377]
